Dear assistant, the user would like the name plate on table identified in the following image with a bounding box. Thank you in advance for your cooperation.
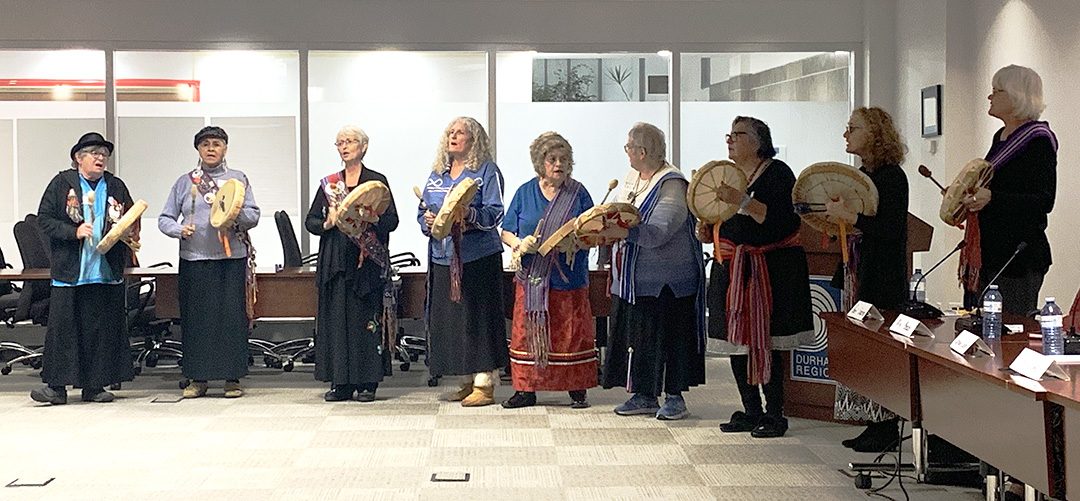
[1009,348,1071,381]
[949,330,994,357]
[889,314,935,338]
[847,301,885,322]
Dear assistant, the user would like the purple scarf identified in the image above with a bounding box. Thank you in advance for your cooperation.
[515,178,582,368]
[986,121,1058,169]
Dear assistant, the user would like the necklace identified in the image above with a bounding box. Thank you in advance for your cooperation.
[746,158,770,187]
[627,173,650,204]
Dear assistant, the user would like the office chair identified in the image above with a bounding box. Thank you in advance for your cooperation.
[261,210,318,371]
[2,220,52,374]
[127,262,182,374]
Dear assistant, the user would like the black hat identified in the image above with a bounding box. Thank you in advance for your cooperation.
[70,132,114,160]
[194,126,229,148]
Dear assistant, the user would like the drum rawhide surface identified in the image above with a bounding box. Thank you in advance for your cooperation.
[210,178,245,229]
[940,158,992,227]
[573,202,640,248]
[96,199,147,254]
[537,218,578,257]
[337,180,391,237]
[687,160,748,225]
[792,162,878,237]
[430,177,479,240]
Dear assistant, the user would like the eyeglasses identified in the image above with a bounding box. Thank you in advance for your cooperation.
[84,150,110,159]
[624,144,644,153]
[844,125,863,134]
[725,131,749,141]
[334,138,360,148]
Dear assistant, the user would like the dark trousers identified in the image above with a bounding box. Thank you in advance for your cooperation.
[730,351,784,417]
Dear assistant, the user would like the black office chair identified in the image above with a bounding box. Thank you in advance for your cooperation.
[259,210,318,371]
[127,262,181,374]
[3,220,52,374]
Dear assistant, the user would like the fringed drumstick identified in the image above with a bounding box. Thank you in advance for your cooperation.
[413,185,426,210]
[189,184,199,220]
[599,179,619,204]
[918,165,947,194]
[85,191,96,225]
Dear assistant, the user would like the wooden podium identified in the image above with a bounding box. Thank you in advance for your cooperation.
[784,212,934,421]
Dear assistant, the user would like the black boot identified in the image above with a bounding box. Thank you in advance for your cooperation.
[81,387,115,403]
[324,385,354,402]
[750,415,789,438]
[568,390,589,409]
[851,417,901,452]
[501,391,536,409]
[720,411,762,433]
[30,386,67,405]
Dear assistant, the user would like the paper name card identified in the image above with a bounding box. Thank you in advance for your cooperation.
[847,301,884,322]
[949,330,994,357]
[1009,348,1071,381]
[889,314,934,338]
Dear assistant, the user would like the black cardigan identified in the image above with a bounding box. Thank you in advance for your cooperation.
[853,164,909,309]
[305,167,400,297]
[978,131,1056,278]
[36,169,134,283]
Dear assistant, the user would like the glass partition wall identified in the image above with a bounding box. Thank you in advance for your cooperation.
[0,48,853,268]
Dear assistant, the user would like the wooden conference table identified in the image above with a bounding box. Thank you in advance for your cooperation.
[0,267,614,321]
[823,310,1077,500]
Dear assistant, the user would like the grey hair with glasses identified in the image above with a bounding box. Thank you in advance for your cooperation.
[71,146,110,169]
[336,125,370,159]
[992,65,1046,121]
[627,122,666,165]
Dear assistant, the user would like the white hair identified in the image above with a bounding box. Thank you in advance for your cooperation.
[628,122,666,165]
[993,65,1046,121]
[337,125,370,158]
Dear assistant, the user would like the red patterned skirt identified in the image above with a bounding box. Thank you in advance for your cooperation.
[509,283,598,392]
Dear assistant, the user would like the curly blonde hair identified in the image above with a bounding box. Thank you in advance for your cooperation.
[853,107,906,170]
[529,131,574,177]
[430,116,493,174]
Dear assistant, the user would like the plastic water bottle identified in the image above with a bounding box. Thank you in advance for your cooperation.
[981,285,1003,340]
[1040,297,1064,356]
[909,268,926,302]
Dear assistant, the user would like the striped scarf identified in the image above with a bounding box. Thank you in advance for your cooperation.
[717,231,801,385]
[516,178,582,368]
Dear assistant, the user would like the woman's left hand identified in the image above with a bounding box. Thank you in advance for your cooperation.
[716,184,745,205]
[962,187,991,212]
[824,198,858,225]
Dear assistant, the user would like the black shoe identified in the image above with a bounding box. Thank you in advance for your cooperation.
[355,389,376,403]
[501,391,536,409]
[750,415,789,438]
[719,411,762,433]
[30,386,67,405]
[324,386,353,402]
[81,388,115,403]
[568,390,589,409]
[842,422,880,448]
[851,418,900,452]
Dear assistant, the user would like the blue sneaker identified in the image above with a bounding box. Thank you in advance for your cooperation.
[656,394,688,420]
[614,393,660,416]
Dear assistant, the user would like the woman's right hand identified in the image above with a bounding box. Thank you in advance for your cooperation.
[516,235,540,255]
[180,224,195,239]
[695,220,712,243]
[323,206,340,230]
[76,223,94,240]
[423,210,436,228]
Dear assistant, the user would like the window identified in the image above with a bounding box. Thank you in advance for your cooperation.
[115,50,300,267]
[308,51,488,264]
[0,50,105,266]
[680,52,853,176]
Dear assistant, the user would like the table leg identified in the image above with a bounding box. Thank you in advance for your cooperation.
[912,424,928,482]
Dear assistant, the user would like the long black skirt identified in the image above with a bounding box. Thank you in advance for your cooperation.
[179,258,249,381]
[315,275,389,385]
[41,284,135,388]
[427,252,508,377]
[602,286,706,396]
